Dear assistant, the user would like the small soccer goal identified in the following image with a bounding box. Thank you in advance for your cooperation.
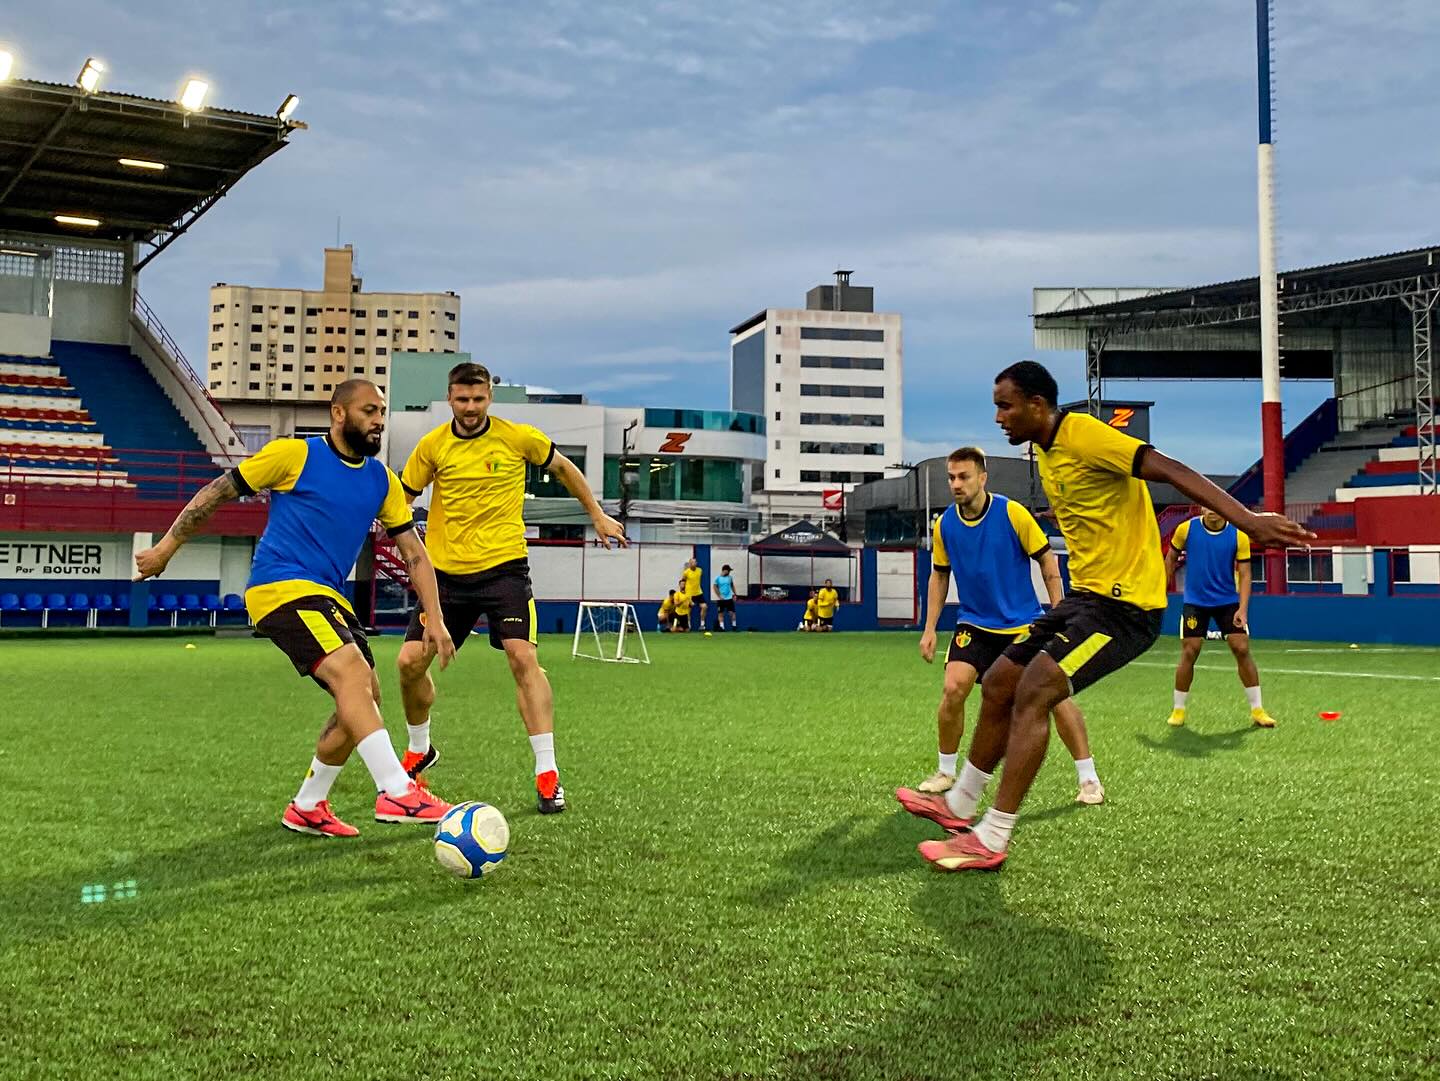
[571,601,650,664]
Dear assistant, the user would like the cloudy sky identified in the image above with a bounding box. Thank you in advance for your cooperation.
[8,1,1440,470]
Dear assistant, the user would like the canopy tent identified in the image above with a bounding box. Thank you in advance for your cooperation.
[747,520,850,556]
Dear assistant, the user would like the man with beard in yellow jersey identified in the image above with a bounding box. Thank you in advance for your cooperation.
[916,360,1314,872]
[396,362,628,814]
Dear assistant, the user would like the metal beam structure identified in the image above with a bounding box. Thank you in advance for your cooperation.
[1406,289,1439,495]
[1085,328,1107,415]
[0,100,78,208]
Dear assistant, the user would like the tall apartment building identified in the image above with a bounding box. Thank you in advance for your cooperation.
[206,245,460,443]
[729,272,903,493]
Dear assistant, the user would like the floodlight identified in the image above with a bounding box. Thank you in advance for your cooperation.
[55,214,102,228]
[0,50,15,83]
[277,94,300,122]
[77,57,104,93]
[119,157,166,171]
[178,78,209,112]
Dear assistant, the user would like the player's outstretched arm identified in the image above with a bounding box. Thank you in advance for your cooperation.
[1139,450,1315,549]
[1036,550,1065,608]
[1163,544,1181,589]
[551,452,628,548]
[919,566,950,663]
[134,472,240,579]
[394,528,456,670]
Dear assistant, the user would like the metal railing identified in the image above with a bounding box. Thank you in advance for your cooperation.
[132,293,245,463]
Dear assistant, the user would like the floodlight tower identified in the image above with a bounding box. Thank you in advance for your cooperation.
[1255,0,1286,591]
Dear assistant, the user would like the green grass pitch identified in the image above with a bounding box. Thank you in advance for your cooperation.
[1,631,1437,1080]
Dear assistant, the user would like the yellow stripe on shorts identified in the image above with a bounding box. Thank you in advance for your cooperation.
[527,598,538,645]
[298,608,344,655]
[1058,632,1112,678]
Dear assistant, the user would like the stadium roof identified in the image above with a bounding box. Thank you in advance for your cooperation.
[1036,246,1440,322]
[1032,246,1440,381]
[0,77,302,269]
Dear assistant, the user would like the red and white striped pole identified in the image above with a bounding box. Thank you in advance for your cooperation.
[1256,0,1286,592]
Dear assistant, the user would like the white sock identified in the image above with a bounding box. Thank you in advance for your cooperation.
[530,732,557,776]
[356,730,412,797]
[1174,690,1189,710]
[945,760,992,820]
[294,757,342,811]
[1074,757,1099,786]
[1246,685,1262,710]
[974,808,1017,853]
[937,751,959,777]
[407,720,431,755]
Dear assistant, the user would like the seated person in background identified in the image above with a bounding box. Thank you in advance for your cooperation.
[657,589,675,633]
[671,583,693,632]
[798,589,819,632]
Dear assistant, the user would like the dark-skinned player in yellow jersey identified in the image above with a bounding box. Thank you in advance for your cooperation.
[916,361,1314,872]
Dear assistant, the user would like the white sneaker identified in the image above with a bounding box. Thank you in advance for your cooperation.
[1076,779,1105,806]
[917,770,956,794]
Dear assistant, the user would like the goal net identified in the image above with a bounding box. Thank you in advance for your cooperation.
[571,602,650,664]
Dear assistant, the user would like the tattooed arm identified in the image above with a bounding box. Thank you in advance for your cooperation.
[134,472,240,580]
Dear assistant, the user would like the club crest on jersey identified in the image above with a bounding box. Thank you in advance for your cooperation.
[955,630,972,649]
[484,457,504,475]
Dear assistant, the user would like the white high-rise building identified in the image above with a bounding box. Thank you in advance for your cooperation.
[729,272,903,494]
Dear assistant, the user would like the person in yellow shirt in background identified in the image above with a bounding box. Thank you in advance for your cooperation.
[798,590,819,631]
[396,362,628,816]
[815,579,840,632]
[680,556,706,632]
[657,590,676,633]
[670,583,693,632]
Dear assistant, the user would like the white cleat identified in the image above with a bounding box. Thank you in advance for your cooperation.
[1076,779,1105,806]
[917,770,956,794]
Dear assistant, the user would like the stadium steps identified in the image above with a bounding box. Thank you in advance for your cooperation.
[46,341,209,491]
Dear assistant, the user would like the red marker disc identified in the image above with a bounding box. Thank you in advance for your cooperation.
[1319,711,1341,721]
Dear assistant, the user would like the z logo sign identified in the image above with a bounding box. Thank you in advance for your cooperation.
[659,432,692,453]
[1108,407,1135,430]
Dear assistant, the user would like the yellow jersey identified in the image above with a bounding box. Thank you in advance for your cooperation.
[400,416,554,575]
[681,565,703,597]
[1035,411,1166,611]
[816,587,839,617]
[658,595,675,618]
[672,592,693,616]
[804,599,818,620]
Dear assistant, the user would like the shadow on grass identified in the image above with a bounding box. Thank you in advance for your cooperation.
[1136,723,1260,759]
[741,810,1109,1081]
[0,820,469,937]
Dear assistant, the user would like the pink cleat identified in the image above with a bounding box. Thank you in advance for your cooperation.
[895,787,971,832]
[282,800,359,838]
[374,781,451,824]
[917,830,1007,872]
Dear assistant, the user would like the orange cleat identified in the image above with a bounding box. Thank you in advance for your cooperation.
[374,781,451,824]
[282,800,359,838]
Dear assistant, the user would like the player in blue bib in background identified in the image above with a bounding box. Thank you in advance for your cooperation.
[895,446,1105,834]
[1165,510,1277,728]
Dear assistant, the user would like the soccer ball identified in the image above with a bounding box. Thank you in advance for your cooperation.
[433,801,510,879]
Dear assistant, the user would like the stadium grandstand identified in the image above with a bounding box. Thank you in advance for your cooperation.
[1033,247,1440,585]
[0,69,301,627]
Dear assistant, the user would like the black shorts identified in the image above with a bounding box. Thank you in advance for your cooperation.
[1001,590,1163,696]
[687,593,705,608]
[256,595,373,682]
[716,598,736,613]
[1182,602,1246,638]
[818,615,834,627]
[404,559,536,652]
[673,613,691,630]
[946,623,1028,676]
